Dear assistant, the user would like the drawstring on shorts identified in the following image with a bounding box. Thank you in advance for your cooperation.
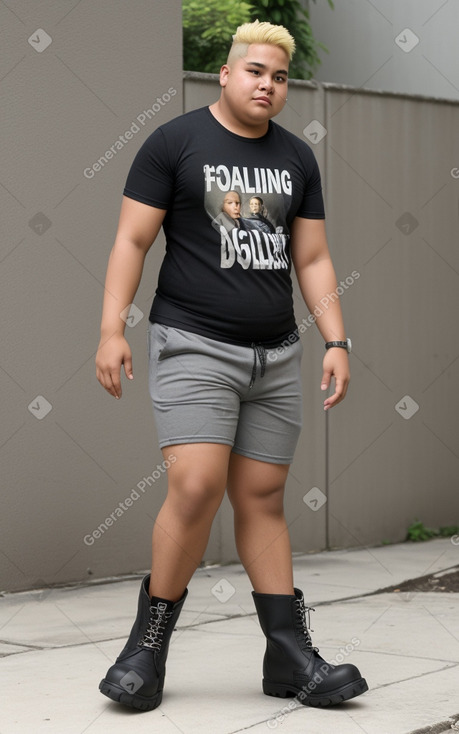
[249,343,267,389]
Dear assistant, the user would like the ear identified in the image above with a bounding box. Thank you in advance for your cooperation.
[219,64,230,87]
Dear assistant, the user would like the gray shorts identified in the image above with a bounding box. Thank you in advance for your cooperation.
[147,323,303,464]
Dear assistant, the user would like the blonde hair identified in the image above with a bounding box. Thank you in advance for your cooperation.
[227,20,295,65]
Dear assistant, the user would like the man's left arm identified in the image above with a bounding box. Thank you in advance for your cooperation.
[290,217,350,411]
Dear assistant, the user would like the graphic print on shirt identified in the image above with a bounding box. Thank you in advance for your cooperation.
[203,164,292,270]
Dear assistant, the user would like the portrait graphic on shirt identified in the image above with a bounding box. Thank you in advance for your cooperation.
[204,164,292,270]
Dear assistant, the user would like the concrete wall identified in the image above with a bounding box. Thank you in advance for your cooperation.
[184,73,459,558]
[1,1,183,592]
[2,7,459,592]
[308,0,459,101]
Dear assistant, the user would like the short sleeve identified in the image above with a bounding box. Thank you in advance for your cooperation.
[123,128,173,209]
[295,151,325,220]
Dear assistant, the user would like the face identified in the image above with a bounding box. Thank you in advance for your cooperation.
[219,43,289,134]
[249,197,262,213]
[222,192,241,218]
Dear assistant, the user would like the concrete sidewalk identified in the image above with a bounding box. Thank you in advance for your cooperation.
[1,538,459,734]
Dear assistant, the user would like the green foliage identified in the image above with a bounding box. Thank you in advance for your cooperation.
[406,520,438,542]
[406,520,459,542]
[183,0,253,74]
[182,0,334,79]
[249,0,333,79]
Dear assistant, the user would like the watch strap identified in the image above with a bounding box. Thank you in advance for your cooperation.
[325,339,351,353]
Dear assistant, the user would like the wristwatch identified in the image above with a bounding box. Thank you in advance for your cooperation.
[325,338,352,354]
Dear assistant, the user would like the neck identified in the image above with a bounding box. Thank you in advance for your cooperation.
[209,101,269,138]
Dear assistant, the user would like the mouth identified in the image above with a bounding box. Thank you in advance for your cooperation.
[253,96,272,106]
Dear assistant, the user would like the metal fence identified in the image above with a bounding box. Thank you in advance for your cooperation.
[184,72,459,560]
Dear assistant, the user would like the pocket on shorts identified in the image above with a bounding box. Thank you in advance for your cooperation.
[149,323,191,364]
[148,322,171,362]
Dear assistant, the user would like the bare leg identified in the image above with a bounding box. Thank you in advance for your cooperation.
[227,453,294,595]
[149,443,231,601]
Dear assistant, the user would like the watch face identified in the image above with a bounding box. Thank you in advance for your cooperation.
[347,337,352,353]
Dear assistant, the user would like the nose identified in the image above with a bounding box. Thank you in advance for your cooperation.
[258,75,273,94]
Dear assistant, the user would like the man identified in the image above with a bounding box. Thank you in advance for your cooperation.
[96,20,367,712]
[211,190,245,232]
[247,195,276,233]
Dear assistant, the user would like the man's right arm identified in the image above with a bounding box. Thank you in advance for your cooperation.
[96,195,167,399]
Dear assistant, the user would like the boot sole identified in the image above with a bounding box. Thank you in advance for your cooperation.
[263,677,368,707]
[99,678,162,711]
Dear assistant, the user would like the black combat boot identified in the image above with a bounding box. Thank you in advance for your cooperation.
[252,588,368,707]
[99,575,187,711]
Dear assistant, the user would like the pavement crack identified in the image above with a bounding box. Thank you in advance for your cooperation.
[406,712,459,734]
[374,662,459,691]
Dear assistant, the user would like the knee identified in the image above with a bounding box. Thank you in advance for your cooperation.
[231,482,286,516]
[169,475,225,522]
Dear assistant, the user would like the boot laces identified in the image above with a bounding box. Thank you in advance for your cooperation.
[295,597,319,652]
[139,601,173,651]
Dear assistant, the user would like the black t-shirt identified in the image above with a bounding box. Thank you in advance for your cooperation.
[123,106,325,346]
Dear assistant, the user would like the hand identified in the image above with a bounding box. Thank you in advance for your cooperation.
[321,348,350,411]
[95,334,133,399]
